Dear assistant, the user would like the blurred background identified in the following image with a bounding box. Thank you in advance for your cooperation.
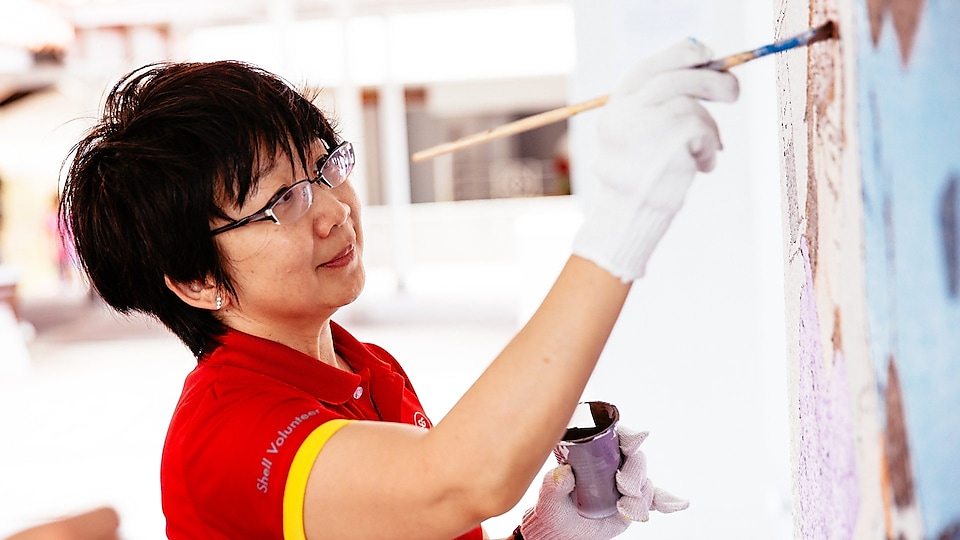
[0,0,791,538]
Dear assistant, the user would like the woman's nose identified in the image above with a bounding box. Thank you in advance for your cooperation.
[311,188,350,238]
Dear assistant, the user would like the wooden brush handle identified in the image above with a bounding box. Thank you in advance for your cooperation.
[411,94,610,163]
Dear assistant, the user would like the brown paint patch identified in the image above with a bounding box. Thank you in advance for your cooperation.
[890,0,925,64]
[804,6,844,283]
[805,174,820,280]
[868,0,886,44]
[831,306,843,353]
[866,0,926,64]
[884,355,916,507]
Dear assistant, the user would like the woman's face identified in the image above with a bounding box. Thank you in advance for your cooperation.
[212,141,365,332]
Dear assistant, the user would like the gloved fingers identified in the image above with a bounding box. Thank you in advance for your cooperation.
[650,486,691,514]
[615,427,652,502]
[541,463,577,497]
[526,464,578,529]
[616,426,649,456]
[592,149,697,205]
[600,70,731,146]
[595,100,675,146]
[597,95,722,165]
[663,98,724,173]
[616,489,654,523]
[615,39,716,94]
[683,110,723,172]
[630,68,740,106]
[615,461,649,498]
[524,462,634,540]
[694,148,717,174]
[616,101,719,179]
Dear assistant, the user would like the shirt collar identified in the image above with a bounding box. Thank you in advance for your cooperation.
[202,322,387,405]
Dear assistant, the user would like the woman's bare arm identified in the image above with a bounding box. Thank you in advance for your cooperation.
[303,255,630,540]
[302,37,739,540]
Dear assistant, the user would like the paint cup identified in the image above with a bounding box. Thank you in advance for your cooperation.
[553,401,622,519]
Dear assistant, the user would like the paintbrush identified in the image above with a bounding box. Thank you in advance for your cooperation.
[411,21,837,163]
[694,20,836,70]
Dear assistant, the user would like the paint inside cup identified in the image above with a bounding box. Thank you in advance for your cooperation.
[562,401,619,442]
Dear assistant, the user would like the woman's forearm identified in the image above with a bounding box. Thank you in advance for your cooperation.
[425,255,631,511]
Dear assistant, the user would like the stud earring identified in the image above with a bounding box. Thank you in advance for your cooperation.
[215,296,222,310]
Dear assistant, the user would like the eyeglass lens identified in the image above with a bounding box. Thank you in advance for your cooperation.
[271,142,354,225]
[321,142,354,187]
[271,182,313,225]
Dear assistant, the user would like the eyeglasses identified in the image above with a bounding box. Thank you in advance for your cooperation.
[210,140,355,236]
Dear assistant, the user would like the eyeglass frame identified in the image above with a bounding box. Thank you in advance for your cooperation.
[209,140,354,236]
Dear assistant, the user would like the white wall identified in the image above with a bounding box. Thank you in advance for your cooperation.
[561,1,792,538]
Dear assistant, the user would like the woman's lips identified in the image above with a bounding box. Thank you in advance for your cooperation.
[319,244,355,268]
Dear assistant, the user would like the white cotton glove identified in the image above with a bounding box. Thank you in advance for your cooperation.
[519,427,689,540]
[572,39,740,282]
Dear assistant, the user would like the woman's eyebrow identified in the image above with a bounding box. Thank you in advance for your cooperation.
[252,149,302,193]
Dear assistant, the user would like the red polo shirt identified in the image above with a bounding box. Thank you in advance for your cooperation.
[161,322,483,540]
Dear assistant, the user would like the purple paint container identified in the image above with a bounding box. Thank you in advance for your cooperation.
[553,401,622,519]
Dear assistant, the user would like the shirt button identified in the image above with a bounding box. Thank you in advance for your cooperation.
[353,386,363,399]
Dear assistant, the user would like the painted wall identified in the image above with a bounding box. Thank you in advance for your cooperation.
[776,0,960,538]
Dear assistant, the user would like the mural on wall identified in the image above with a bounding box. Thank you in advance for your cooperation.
[777,0,960,538]
[777,0,868,536]
[858,0,960,537]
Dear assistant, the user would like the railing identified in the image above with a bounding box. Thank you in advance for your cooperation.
[448,157,570,202]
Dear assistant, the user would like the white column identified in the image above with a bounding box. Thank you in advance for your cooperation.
[432,153,454,202]
[335,0,368,206]
[379,16,412,292]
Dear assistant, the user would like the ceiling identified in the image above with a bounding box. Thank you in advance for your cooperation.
[1,0,569,104]
[60,0,567,28]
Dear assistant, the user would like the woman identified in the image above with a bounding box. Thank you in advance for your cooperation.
[62,38,737,540]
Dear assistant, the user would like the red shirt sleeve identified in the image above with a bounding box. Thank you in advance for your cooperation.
[163,376,344,538]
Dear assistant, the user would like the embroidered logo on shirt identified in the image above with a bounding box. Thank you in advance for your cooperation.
[413,411,431,429]
[257,409,321,493]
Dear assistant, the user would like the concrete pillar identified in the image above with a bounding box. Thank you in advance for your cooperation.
[334,0,369,207]
[379,16,412,292]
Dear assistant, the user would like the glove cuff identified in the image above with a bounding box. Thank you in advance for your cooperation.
[572,189,678,282]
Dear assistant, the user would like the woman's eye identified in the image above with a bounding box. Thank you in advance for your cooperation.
[274,188,295,206]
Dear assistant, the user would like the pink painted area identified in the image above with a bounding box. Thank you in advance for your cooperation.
[796,235,860,539]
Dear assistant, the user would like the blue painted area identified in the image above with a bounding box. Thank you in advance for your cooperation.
[857,0,960,535]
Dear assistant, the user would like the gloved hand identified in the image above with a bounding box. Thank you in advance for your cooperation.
[519,427,689,540]
[572,39,740,282]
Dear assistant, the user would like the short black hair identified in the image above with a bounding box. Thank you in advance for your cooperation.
[62,60,339,356]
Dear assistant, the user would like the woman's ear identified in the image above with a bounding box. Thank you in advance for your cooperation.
[164,276,220,310]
